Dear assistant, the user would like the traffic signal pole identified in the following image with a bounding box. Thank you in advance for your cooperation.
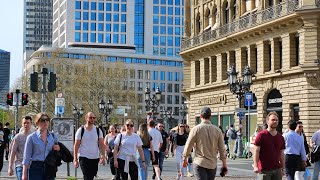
[15,89,20,132]
[41,68,48,112]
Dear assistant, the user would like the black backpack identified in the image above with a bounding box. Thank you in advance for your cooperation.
[80,126,100,146]
[230,129,237,140]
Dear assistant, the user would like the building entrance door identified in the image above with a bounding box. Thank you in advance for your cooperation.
[266,89,283,133]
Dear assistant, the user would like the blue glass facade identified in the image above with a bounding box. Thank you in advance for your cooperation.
[0,50,10,105]
[74,1,127,44]
[134,0,144,53]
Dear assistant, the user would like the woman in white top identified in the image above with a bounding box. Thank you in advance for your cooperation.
[104,125,120,180]
[113,119,146,180]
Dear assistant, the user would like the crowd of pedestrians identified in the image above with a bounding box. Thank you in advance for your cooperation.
[2,108,320,180]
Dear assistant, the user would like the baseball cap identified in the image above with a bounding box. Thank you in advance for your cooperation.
[201,107,212,117]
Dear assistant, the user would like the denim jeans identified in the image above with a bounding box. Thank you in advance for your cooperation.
[138,148,151,180]
[15,166,23,180]
[29,161,55,180]
[158,151,165,173]
[313,160,320,180]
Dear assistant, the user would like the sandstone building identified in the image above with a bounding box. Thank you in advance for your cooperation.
[181,0,320,138]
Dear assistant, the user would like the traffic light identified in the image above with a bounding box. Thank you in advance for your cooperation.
[48,72,56,92]
[21,93,29,106]
[6,93,13,106]
[30,72,38,92]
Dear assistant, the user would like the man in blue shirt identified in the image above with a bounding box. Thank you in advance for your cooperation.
[283,120,307,180]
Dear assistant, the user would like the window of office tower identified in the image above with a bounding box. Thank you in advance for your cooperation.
[135,0,144,53]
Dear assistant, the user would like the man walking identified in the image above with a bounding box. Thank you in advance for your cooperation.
[283,120,307,180]
[4,122,11,161]
[152,122,169,179]
[8,116,34,180]
[310,127,320,180]
[227,124,237,159]
[148,120,163,180]
[74,112,106,180]
[183,107,227,180]
[253,111,285,180]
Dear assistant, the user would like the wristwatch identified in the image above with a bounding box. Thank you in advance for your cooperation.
[142,160,145,163]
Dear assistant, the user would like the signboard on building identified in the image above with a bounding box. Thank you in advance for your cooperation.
[52,118,74,151]
[197,94,227,105]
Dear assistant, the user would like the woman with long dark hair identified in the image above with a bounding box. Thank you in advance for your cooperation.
[172,123,188,179]
[137,123,155,180]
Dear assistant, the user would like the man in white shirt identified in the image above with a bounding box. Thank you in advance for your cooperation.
[148,119,163,180]
[73,112,106,180]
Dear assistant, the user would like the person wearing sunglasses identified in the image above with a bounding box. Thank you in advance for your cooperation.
[113,119,146,180]
[74,112,106,180]
[172,123,188,180]
[22,113,60,180]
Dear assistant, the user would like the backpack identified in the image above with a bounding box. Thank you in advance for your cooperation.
[230,129,237,140]
[80,126,100,145]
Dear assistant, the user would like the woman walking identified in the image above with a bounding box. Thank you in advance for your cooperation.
[22,113,60,180]
[104,125,120,180]
[137,123,155,180]
[113,119,146,180]
[172,123,188,180]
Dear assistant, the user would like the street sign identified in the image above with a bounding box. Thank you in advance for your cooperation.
[52,118,74,151]
[55,98,65,115]
[245,93,253,107]
[235,107,246,113]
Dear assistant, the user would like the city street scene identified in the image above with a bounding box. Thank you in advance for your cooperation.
[1,0,320,180]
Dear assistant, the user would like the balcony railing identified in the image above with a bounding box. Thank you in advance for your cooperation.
[181,0,301,51]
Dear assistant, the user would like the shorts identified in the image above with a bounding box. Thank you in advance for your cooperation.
[152,151,159,165]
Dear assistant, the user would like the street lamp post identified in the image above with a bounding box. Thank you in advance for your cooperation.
[160,110,172,131]
[72,105,83,177]
[144,87,162,121]
[99,99,113,125]
[179,104,188,124]
[227,65,253,158]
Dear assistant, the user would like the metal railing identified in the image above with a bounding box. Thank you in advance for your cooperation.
[181,0,301,51]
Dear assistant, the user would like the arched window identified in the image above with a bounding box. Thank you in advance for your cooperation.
[195,13,201,35]
[225,2,229,24]
[204,8,211,28]
[232,0,237,19]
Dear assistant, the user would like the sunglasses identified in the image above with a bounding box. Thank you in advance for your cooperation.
[159,126,164,128]
[126,124,134,127]
[88,116,96,119]
[179,126,185,128]
[40,118,50,122]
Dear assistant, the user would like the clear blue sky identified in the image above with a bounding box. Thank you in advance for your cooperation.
[0,0,24,88]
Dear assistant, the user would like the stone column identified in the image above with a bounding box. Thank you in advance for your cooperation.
[248,44,257,73]
[217,54,227,82]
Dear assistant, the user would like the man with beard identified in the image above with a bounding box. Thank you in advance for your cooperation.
[74,112,106,180]
[253,111,285,180]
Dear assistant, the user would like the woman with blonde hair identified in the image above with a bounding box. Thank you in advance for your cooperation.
[113,119,146,180]
[137,123,155,180]
[22,113,60,180]
[104,125,120,180]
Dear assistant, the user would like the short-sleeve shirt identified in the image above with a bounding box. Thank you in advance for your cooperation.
[254,129,285,171]
[175,133,188,146]
[75,126,103,159]
[160,131,169,152]
[311,130,320,146]
[114,133,143,161]
[11,133,30,167]
[148,128,163,152]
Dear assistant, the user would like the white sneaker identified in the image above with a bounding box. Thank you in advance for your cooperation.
[176,173,180,180]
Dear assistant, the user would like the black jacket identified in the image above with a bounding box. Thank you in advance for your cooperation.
[44,142,74,179]
[311,145,320,163]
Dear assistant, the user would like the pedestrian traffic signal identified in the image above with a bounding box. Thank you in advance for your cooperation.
[6,93,13,106]
[30,72,38,92]
[21,93,29,106]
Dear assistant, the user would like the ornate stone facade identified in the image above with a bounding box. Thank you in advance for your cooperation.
[181,0,320,138]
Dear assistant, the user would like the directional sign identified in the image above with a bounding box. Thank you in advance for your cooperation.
[245,93,253,107]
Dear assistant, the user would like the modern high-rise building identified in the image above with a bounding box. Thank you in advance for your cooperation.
[26,0,186,127]
[23,0,53,70]
[52,0,184,57]
[0,49,10,105]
